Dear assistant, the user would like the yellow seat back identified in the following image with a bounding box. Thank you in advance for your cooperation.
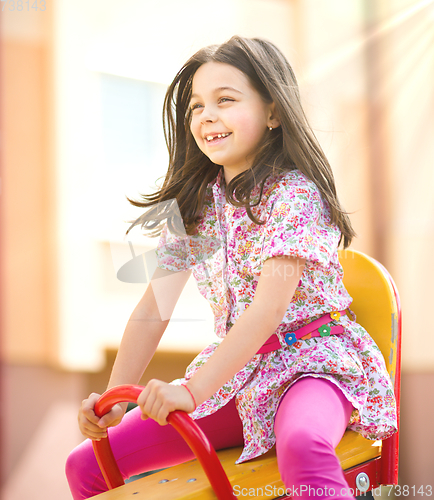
[338,249,400,384]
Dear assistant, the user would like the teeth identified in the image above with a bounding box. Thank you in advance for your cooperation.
[206,133,230,142]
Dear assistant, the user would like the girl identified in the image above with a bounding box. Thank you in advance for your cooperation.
[66,36,397,499]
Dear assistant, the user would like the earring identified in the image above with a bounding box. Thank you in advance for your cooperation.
[269,126,273,131]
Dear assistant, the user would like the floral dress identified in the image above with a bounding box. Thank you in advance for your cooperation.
[155,168,398,464]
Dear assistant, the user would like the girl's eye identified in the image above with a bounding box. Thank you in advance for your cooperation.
[190,97,234,112]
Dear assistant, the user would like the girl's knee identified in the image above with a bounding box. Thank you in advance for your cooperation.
[65,445,82,484]
[276,426,333,464]
[65,441,106,499]
[65,446,86,494]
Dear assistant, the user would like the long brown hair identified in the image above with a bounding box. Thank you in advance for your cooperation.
[126,35,355,247]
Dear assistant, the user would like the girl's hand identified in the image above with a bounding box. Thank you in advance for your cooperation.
[137,380,196,426]
[78,393,127,441]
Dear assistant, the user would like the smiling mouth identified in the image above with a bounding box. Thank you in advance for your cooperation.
[205,132,232,143]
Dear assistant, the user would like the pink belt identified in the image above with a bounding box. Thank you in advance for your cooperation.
[256,310,347,355]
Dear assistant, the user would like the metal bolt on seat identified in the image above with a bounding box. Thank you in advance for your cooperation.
[356,472,370,492]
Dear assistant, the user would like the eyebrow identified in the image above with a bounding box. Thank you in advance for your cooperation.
[191,86,244,100]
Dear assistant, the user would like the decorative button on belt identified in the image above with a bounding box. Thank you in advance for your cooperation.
[318,324,331,337]
[284,332,297,346]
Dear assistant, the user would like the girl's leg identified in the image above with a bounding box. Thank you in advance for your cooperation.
[274,377,355,500]
[66,397,243,500]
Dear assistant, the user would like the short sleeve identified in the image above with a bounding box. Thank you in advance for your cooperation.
[155,223,223,272]
[155,223,190,272]
[261,180,341,266]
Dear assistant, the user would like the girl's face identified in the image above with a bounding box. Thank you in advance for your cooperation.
[190,62,277,183]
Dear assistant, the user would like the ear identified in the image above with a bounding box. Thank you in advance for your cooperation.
[267,102,281,130]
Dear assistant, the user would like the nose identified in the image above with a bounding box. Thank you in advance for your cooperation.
[200,105,217,124]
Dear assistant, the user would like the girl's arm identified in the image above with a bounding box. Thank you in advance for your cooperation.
[78,267,192,440]
[138,255,305,424]
[107,267,192,388]
[187,255,305,404]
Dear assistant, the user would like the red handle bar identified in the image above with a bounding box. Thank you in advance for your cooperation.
[92,384,237,499]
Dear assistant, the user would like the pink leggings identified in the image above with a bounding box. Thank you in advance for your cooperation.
[66,377,355,499]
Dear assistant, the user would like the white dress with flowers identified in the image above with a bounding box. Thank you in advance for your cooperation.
[155,169,397,464]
